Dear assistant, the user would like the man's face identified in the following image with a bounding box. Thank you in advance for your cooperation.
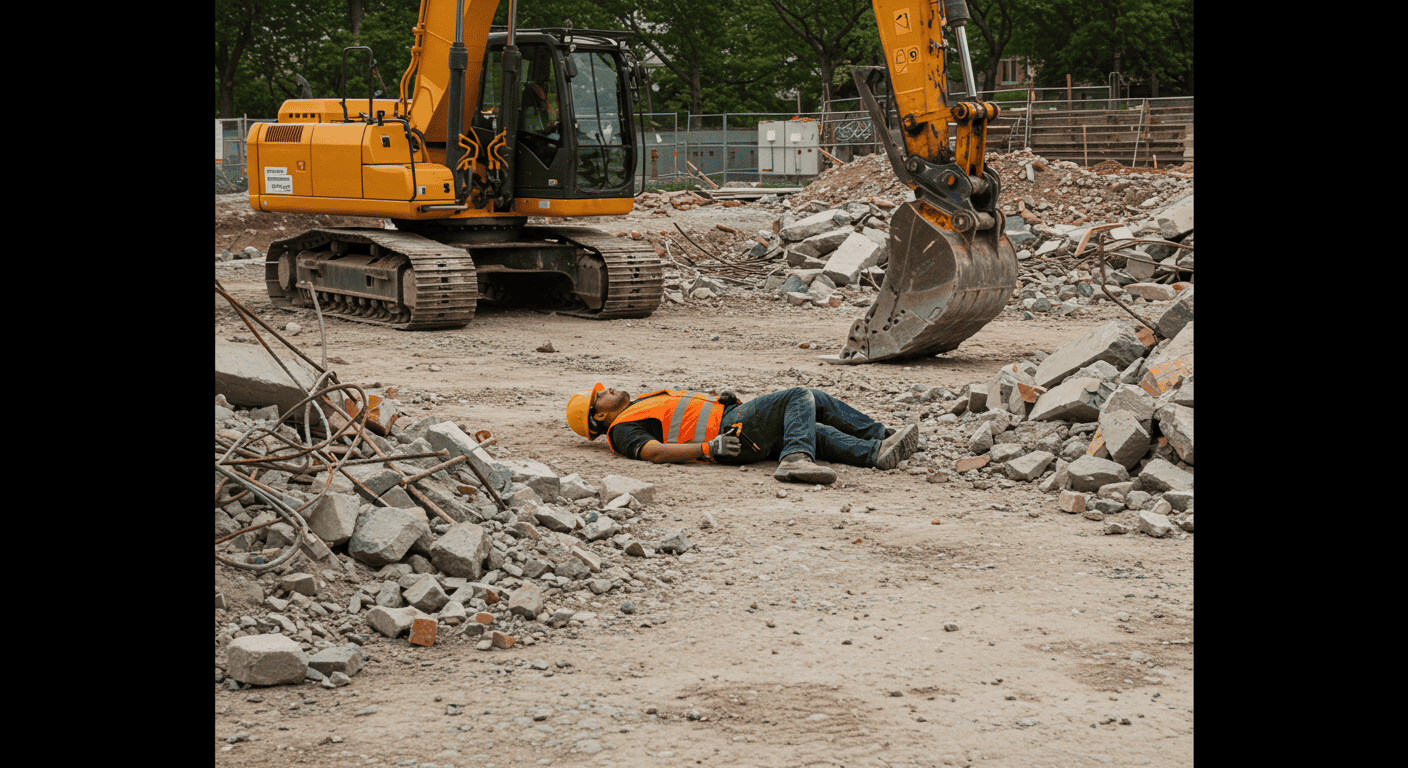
[592,387,629,416]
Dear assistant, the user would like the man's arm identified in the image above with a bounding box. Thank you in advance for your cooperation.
[638,441,704,463]
[638,434,740,463]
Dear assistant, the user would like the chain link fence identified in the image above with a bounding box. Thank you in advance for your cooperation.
[215,118,272,193]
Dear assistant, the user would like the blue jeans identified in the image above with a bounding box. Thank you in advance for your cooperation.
[717,387,889,468]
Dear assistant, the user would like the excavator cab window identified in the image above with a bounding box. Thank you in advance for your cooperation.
[477,45,564,168]
[568,50,631,192]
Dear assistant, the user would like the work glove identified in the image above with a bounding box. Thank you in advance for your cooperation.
[717,388,741,406]
[704,434,741,458]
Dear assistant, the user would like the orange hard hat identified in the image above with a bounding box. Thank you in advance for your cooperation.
[565,382,606,439]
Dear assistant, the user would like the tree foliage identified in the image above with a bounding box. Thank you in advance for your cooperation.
[1012,0,1194,95]
[216,0,1194,119]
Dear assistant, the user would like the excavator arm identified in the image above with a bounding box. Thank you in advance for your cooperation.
[822,0,1017,365]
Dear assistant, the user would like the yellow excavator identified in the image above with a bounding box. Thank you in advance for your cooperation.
[248,0,663,328]
[247,0,1013,359]
[822,0,1017,364]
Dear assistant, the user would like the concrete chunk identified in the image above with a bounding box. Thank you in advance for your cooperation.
[1124,283,1177,301]
[366,606,416,638]
[503,459,560,501]
[306,492,361,546]
[404,575,450,613]
[343,465,403,498]
[1154,193,1194,239]
[215,338,324,416]
[1139,458,1194,492]
[426,422,511,492]
[1099,411,1151,469]
[1028,377,1107,423]
[986,365,1037,416]
[1101,384,1156,432]
[533,506,579,533]
[1005,451,1055,482]
[779,210,849,241]
[1035,322,1147,388]
[1058,490,1087,514]
[599,475,654,505]
[429,522,492,579]
[968,384,989,413]
[348,507,423,567]
[1066,455,1131,492]
[968,421,993,454]
[1137,510,1174,538]
[821,233,882,287]
[581,515,619,542]
[508,583,544,619]
[307,644,363,677]
[1154,286,1194,339]
[557,474,598,501]
[798,227,852,256]
[1156,404,1194,466]
[226,634,309,686]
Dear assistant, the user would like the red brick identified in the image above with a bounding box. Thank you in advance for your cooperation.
[408,617,437,647]
[491,631,516,649]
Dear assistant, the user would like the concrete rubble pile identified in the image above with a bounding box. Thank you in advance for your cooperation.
[637,149,1191,324]
[216,359,695,687]
[216,402,699,691]
[917,307,1194,537]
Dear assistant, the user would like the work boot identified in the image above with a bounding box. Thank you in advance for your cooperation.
[773,453,838,485]
[874,424,919,470]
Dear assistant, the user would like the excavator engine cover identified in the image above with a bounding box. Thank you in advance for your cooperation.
[825,202,1017,364]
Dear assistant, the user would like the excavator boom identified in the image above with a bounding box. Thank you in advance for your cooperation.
[822,0,1017,364]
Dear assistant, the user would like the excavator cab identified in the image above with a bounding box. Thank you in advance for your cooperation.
[472,30,637,209]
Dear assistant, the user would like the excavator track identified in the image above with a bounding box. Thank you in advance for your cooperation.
[532,226,664,319]
[265,228,477,330]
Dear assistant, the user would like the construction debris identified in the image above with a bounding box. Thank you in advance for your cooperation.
[215,285,712,690]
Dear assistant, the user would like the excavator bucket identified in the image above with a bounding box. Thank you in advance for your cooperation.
[821,202,1017,364]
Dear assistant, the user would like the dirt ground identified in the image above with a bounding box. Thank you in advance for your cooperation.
[215,202,1192,768]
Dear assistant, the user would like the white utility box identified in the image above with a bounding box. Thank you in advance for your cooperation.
[758,120,819,175]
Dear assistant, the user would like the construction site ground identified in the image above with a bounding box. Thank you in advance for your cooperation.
[215,192,1193,767]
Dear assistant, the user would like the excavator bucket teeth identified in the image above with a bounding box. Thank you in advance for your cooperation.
[823,203,1017,364]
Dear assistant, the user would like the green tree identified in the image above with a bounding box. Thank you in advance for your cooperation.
[1013,0,1194,96]
[765,0,875,114]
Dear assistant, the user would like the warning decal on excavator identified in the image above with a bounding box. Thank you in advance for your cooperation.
[893,46,920,73]
[264,167,292,195]
[894,9,912,35]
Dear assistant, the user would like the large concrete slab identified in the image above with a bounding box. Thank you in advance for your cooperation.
[225,634,308,686]
[215,338,324,416]
[1034,322,1148,389]
[779,210,850,241]
[821,233,882,287]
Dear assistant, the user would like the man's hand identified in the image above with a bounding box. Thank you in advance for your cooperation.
[704,434,740,458]
[717,388,741,406]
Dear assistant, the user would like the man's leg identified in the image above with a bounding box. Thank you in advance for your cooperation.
[814,424,882,467]
[808,388,888,442]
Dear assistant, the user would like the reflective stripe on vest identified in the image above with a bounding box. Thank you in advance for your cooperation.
[605,390,724,455]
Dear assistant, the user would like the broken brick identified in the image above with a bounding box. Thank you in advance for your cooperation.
[955,456,990,473]
[408,617,437,647]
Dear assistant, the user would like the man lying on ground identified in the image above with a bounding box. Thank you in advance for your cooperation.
[564,383,918,485]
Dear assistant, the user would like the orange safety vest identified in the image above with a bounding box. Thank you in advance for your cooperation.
[605,389,725,455]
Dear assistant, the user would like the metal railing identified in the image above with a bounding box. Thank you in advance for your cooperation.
[215,94,1192,197]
